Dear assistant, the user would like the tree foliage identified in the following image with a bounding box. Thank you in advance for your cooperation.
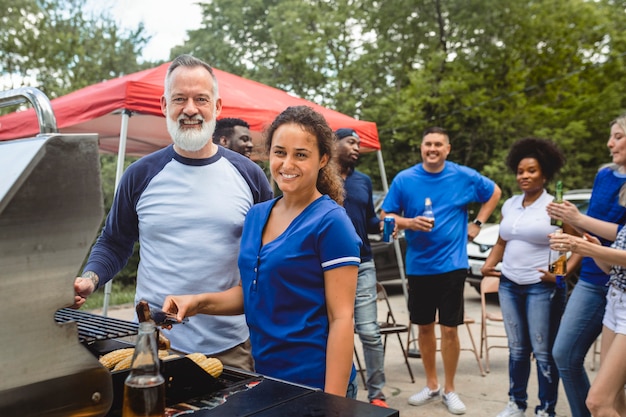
[0,0,152,283]
[5,0,626,225]
[177,0,626,220]
[0,0,152,101]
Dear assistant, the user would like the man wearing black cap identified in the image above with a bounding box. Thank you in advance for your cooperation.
[335,127,388,408]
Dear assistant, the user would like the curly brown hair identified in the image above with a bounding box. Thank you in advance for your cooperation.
[264,106,345,205]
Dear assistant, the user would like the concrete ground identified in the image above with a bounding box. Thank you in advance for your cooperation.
[354,283,598,417]
[91,283,600,416]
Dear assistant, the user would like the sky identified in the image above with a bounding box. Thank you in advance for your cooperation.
[90,0,208,62]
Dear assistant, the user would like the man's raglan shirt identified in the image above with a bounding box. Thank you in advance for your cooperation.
[84,145,273,354]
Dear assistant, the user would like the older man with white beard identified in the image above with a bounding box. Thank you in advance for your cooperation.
[72,55,273,370]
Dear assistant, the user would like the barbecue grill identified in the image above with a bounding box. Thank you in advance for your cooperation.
[0,87,111,416]
[0,87,399,417]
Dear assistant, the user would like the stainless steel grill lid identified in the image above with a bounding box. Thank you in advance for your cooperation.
[0,88,112,417]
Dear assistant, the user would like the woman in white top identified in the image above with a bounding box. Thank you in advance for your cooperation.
[481,137,575,417]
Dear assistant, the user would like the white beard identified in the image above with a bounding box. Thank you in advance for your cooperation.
[167,115,216,152]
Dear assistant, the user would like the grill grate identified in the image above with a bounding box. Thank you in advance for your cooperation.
[55,308,138,344]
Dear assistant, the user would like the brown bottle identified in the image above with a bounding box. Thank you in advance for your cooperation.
[549,228,567,289]
[122,321,165,417]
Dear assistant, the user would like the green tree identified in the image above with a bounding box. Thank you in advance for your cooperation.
[175,0,626,202]
[0,0,152,100]
[363,0,626,204]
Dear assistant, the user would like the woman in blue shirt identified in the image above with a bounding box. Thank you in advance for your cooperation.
[162,105,361,397]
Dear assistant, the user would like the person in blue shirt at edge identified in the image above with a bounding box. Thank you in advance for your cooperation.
[381,126,501,415]
[162,105,362,397]
[212,117,254,158]
[546,114,626,417]
[334,127,389,408]
[72,54,273,371]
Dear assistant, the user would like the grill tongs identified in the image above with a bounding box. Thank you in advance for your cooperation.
[136,300,188,327]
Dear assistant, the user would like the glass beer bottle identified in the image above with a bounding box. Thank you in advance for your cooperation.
[122,321,165,417]
[423,197,435,228]
[549,228,567,289]
[551,181,563,227]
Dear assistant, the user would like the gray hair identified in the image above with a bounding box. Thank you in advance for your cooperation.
[164,54,219,99]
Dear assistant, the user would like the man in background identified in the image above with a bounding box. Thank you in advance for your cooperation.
[213,117,254,158]
[381,126,501,415]
[335,127,389,408]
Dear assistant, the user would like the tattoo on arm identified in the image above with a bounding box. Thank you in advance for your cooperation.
[82,271,99,290]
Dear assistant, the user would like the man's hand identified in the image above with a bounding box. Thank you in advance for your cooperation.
[71,272,98,309]
[468,222,481,241]
[406,216,434,232]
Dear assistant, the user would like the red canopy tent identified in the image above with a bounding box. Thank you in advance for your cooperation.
[0,64,399,315]
[0,62,380,155]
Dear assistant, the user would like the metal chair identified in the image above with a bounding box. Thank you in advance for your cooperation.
[406,315,486,377]
[480,276,507,373]
[354,282,415,385]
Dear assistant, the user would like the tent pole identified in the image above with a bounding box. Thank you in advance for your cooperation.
[376,150,389,193]
[376,149,417,354]
[376,150,408,303]
[102,109,132,316]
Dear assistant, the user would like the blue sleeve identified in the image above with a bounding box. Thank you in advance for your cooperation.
[83,147,172,286]
[460,165,496,203]
[475,173,496,203]
[319,207,362,271]
[381,174,404,215]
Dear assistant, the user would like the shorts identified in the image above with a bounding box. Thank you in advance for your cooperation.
[408,269,466,327]
[603,285,626,335]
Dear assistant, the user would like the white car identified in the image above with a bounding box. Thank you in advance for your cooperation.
[466,189,592,293]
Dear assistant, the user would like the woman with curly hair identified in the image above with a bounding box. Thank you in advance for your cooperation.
[162,106,362,397]
[481,137,575,417]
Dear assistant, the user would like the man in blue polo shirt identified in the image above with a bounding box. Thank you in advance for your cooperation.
[335,128,388,408]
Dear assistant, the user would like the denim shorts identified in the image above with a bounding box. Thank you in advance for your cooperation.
[603,285,626,335]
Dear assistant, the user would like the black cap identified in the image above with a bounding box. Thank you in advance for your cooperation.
[335,128,359,140]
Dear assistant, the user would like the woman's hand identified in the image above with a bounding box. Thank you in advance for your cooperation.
[480,265,501,278]
[537,268,556,283]
[549,231,599,254]
[162,294,201,324]
[547,200,581,226]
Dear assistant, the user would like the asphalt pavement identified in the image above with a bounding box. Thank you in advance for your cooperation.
[92,283,597,416]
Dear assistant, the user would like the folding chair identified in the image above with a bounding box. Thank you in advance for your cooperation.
[406,315,485,377]
[354,282,415,385]
[480,276,507,373]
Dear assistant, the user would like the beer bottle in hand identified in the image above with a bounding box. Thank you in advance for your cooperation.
[549,228,567,290]
[551,181,563,227]
[423,197,435,228]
